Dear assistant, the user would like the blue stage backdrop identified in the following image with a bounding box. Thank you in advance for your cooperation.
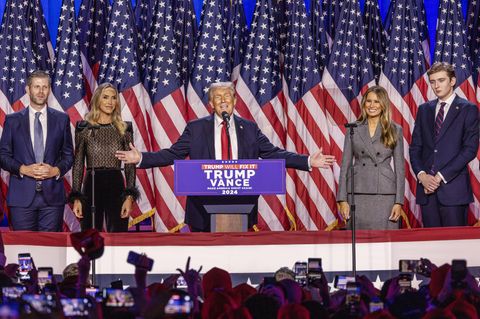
[0,0,471,62]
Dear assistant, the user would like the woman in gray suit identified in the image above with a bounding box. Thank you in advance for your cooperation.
[337,86,405,229]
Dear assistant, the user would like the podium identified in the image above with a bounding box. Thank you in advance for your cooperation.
[174,159,286,232]
[204,204,254,232]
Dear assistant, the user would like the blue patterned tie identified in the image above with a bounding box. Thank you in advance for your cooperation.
[434,102,446,139]
[34,112,44,162]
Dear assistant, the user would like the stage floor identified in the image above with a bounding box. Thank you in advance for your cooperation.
[1,227,479,288]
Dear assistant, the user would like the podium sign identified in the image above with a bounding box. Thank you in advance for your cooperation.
[174,159,286,196]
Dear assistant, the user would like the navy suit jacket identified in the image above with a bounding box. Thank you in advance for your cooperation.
[409,96,479,206]
[140,114,309,231]
[0,107,74,207]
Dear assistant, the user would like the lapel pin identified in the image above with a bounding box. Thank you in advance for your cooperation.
[240,125,243,129]
[456,106,459,109]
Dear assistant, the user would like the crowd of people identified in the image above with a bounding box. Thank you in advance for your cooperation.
[0,230,479,318]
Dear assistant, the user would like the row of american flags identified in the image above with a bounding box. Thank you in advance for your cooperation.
[0,0,479,232]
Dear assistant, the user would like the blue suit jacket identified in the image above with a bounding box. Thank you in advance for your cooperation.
[0,107,74,207]
[140,114,309,231]
[409,96,479,206]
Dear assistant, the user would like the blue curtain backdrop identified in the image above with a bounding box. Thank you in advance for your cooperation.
[0,0,471,62]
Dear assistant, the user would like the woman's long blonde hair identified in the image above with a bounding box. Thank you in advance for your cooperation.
[85,83,127,135]
[357,86,397,149]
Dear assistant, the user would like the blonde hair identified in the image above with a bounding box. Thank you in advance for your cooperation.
[358,86,397,149]
[85,83,127,135]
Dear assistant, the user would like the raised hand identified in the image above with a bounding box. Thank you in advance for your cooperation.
[310,148,336,168]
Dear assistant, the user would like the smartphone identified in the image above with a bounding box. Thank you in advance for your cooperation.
[85,287,102,302]
[110,279,123,290]
[293,262,307,286]
[103,288,134,307]
[333,275,355,289]
[0,302,20,319]
[451,259,467,282]
[2,286,26,301]
[399,259,420,273]
[22,294,56,314]
[398,273,412,292]
[307,258,322,280]
[61,298,92,317]
[346,282,361,305]
[126,251,154,271]
[18,253,33,281]
[176,276,187,289]
[369,299,384,312]
[164,294,192,315]
[38,267,53,289]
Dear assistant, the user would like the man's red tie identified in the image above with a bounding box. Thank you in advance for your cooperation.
[221,121,230,160]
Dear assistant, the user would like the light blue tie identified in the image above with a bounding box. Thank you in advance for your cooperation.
[34,112,44,163]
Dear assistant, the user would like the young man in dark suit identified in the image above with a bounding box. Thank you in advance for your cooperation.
[116,82,335,231]
[409,62,479,227]
[0,70,74,231]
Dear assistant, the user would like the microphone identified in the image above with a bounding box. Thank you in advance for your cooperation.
[221,111,230,123]
[344,122,358,128]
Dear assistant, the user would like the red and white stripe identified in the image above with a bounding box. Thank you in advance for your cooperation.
[146,86,189,232]
[235,76,294,230]
[283,82,337,230]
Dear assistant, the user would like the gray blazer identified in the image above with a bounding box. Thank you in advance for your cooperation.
[337,121,405,204]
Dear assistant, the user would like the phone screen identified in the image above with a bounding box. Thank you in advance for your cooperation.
[164,294,192,314]
[2,286,26,301]
[334,275,355,289]
[22,294,56,314]
[103,289,134,307]
[61,298,91,317]
[18,254,32,281]
[38,268,53,289]
[346,282,361,305]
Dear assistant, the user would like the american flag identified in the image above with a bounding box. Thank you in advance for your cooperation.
[434,0,480,224]
[49,0,89,232]
[134,0,155,73]
[323,0,344,49]
[28,0,54,73]
[98,0,156,228]
[321,0,375,182]
[282,0,336,229]
[77,0,110,97]
[384,0,431,67]
[172,0,198,89]
[362,0,386,84]
[235,0,289,230]
[310,0,329,78]
[142,0,187,231]
[378,0,430,228]
[466,0,480,104]
[227,0,247,82]
[186,0,230,119]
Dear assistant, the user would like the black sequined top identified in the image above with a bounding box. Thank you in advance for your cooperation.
[70,121,137,200]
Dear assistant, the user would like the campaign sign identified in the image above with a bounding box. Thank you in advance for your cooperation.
[174,159,286,196]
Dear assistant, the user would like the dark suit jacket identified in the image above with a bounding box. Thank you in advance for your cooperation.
[140,114,309,231]
[337,122,405,204]
[0,107,74,207]
[409,96,479,206]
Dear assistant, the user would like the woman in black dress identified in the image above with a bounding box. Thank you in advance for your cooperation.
[69,83,138,232]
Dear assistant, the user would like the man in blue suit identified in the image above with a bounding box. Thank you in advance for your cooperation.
[0,70,74,231]
[116,82,335,231]
[410,62,479,227]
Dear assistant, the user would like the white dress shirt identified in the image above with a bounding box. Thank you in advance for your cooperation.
[28,106,47,154]
[214,114,238,160]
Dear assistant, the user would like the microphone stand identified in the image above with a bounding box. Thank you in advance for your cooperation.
[345,122,357,277]
[88,125,99,287]
[225,119,232,160]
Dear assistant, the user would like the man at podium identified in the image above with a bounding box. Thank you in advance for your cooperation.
[116,82,335,232]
